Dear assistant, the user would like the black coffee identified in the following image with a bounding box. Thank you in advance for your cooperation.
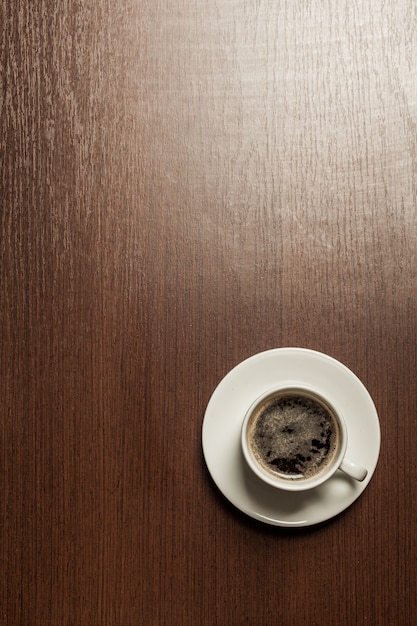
[247,392,339,480]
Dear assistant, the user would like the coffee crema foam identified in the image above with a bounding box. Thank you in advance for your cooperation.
[248,393,339,480]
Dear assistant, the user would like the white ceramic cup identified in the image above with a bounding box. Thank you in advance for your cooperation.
[241,383,367,491]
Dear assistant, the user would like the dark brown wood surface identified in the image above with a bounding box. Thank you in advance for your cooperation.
[1,1,416,624]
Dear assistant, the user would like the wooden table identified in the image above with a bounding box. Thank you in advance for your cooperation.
[1,1,416,624]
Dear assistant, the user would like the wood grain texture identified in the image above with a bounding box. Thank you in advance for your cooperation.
[1,0,417,624]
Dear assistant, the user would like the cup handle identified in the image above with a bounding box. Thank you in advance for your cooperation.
[340,457,368,482]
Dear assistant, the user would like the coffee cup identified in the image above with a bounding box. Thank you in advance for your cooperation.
[241,383,367,491]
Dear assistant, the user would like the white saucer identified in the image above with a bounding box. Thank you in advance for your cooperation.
[202,348,380,527]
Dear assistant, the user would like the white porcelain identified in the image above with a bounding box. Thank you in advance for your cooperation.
[241,383,368,491]
[202,348,380,527]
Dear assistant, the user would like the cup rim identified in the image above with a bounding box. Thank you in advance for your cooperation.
[241,382,348,491]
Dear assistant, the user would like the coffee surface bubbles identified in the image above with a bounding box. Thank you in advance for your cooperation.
[248,393,339,480]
